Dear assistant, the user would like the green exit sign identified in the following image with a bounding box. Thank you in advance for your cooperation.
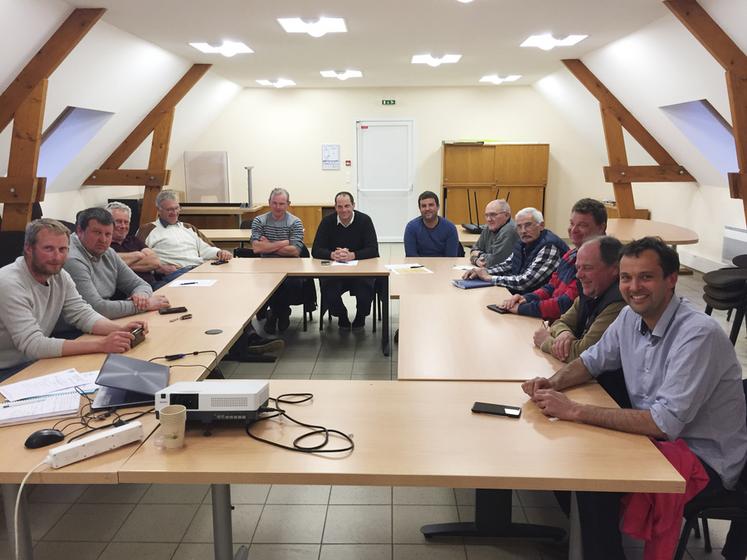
[382,99,396,106]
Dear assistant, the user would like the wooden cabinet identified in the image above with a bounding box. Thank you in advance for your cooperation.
[442,143,548,224]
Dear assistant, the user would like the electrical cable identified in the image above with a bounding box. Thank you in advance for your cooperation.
[245,393,354,454]
[15,458,49,560]
[149,350,217,362]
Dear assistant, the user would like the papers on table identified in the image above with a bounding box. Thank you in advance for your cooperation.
[0,390,81,426]
[0,369,97,401]
[169,278,217,287]
[331,260,358,267]
[385,264,433,275]
[452,265,473,271]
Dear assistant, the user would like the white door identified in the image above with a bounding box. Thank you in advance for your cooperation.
[356,120,415,242]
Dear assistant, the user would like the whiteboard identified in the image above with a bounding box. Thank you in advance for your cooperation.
[184,151,230,202]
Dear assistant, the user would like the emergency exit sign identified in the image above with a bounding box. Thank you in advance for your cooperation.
[382,99,396,105]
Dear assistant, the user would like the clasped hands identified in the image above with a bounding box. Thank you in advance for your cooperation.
[331,247,355,262]
[521,377,579,421]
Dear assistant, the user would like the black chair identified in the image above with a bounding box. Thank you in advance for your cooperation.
[0,231,26,268]
[233,245,317,331]
[673,379,747,559]
[702,268,747,344]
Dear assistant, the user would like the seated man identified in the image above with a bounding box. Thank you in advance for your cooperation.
[404,190,461,257]
[138,189,232,281]
[251,187,305,334]
[469,199,518,267]
[462,207,567,294]
[523,237,747,560]
[105,201,176,288]
[64,207,169,319]
[501,198,607,320]
[312,191,379,330]
[0,219,147,380]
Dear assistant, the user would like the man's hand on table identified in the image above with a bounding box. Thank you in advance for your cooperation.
[462,267,492,281]
[551,331,576,362]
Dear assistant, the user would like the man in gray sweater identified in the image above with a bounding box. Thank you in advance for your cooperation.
[469,199,519,267]
[65,208,169,319]
[0,219,148,380]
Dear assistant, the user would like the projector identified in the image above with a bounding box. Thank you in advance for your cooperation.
[155,380,270,424]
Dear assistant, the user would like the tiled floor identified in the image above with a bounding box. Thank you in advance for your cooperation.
[6,243,744,560]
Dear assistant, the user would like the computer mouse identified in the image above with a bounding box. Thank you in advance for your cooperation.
[24,428,65,449]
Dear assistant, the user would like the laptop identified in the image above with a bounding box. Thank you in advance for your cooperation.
[92,354,169,411]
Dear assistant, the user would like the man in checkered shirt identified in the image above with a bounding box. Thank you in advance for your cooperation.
[462,207,568,294]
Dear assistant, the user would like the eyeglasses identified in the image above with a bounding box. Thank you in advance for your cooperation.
[485,212,508,219]
[162,206,181,213]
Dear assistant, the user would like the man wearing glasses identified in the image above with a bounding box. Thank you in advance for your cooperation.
[469,199,518,267]
[137,190,232,282]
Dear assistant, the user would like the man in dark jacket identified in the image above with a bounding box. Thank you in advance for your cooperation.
[463,207,568,294]
[312,192,379,330]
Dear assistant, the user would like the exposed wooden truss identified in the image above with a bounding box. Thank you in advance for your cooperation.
[664,0,747,224]
[84,64,211,225]
[0,8,105,231]
[562,58,694,219]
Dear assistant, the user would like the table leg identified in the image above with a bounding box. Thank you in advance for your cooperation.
[211,484,248,560]
[381,276,390,357]
[421,489,565,541]
[569,491,582,560]
[2,483,33,560]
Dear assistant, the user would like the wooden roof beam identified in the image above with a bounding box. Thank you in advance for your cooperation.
[0,8,105,134]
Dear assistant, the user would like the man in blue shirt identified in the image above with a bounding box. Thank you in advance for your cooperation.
[523,237,747,559]
[403,191,461,257]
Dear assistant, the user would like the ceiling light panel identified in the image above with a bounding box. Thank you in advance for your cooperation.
[520,33,588,51]
[411,54,462,67]
[189,40,253,57]
[277,17,347,38]
[320,70,363,81]
[479,74,521,84]
[256,78,296,88]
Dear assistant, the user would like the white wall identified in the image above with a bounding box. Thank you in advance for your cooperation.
[0,0,240,223]
[170,85,610,234]
[534,0,747,269]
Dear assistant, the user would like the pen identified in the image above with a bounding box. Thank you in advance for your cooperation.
[410,265,424,269]
[180,282,197,285]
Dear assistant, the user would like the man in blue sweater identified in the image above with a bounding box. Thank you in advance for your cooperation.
[403,191,461,257]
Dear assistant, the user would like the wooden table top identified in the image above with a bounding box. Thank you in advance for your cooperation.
[202,229,252,242]
[119,379,683,494]
[458,227,480,247]
[397,293,562,381]
[387,257,471,298]
[179,206,257,216]
[606,219,698,245]
[192,257,390,276]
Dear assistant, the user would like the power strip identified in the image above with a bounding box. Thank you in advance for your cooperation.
[46,422,145,469]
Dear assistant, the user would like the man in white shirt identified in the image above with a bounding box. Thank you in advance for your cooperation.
[138,190,232,282]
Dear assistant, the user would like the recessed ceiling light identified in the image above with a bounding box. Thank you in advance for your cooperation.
[189,40,253,57]
[277,17,347,38]
[480,74,522,84]
[411,54,462,67]
[256,78,296,88]
[456,0,474,3]
[520,33,587,51]
[320,70,363,81]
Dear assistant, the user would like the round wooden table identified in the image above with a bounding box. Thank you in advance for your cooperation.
[606,219,698,245]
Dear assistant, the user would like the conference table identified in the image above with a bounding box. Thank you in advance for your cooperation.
[118,379,683,560]
[458,227,480,247]
[191,257,392,356]
[202,228,252,247]
[606,218,698,245]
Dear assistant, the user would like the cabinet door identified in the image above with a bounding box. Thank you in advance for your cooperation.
[494,144,549,186]
[289,205,323,246]
[500,186,545,215]
[443,145,495,185]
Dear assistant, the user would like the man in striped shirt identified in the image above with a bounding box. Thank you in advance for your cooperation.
[251,188,305,333]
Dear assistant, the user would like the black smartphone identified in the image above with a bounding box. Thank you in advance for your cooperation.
[321,260,331,266]
[159,306,188,315]
[130,327,145,348]
[471,401,521,418]
[486,304,509,314]
[211,260,228,265]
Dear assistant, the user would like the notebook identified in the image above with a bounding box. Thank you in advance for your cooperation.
[451,279,493,290]
[0,390,81,426]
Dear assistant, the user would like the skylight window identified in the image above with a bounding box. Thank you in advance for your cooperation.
[256,78,296,88]
[320,70,362,81]
[520,33,587,51]
[277,17,346,38]
[38,107,114,192]
[189,40,253,57]
[480,74,521,85]
[411,54,462,67]
[660,99,737,177]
